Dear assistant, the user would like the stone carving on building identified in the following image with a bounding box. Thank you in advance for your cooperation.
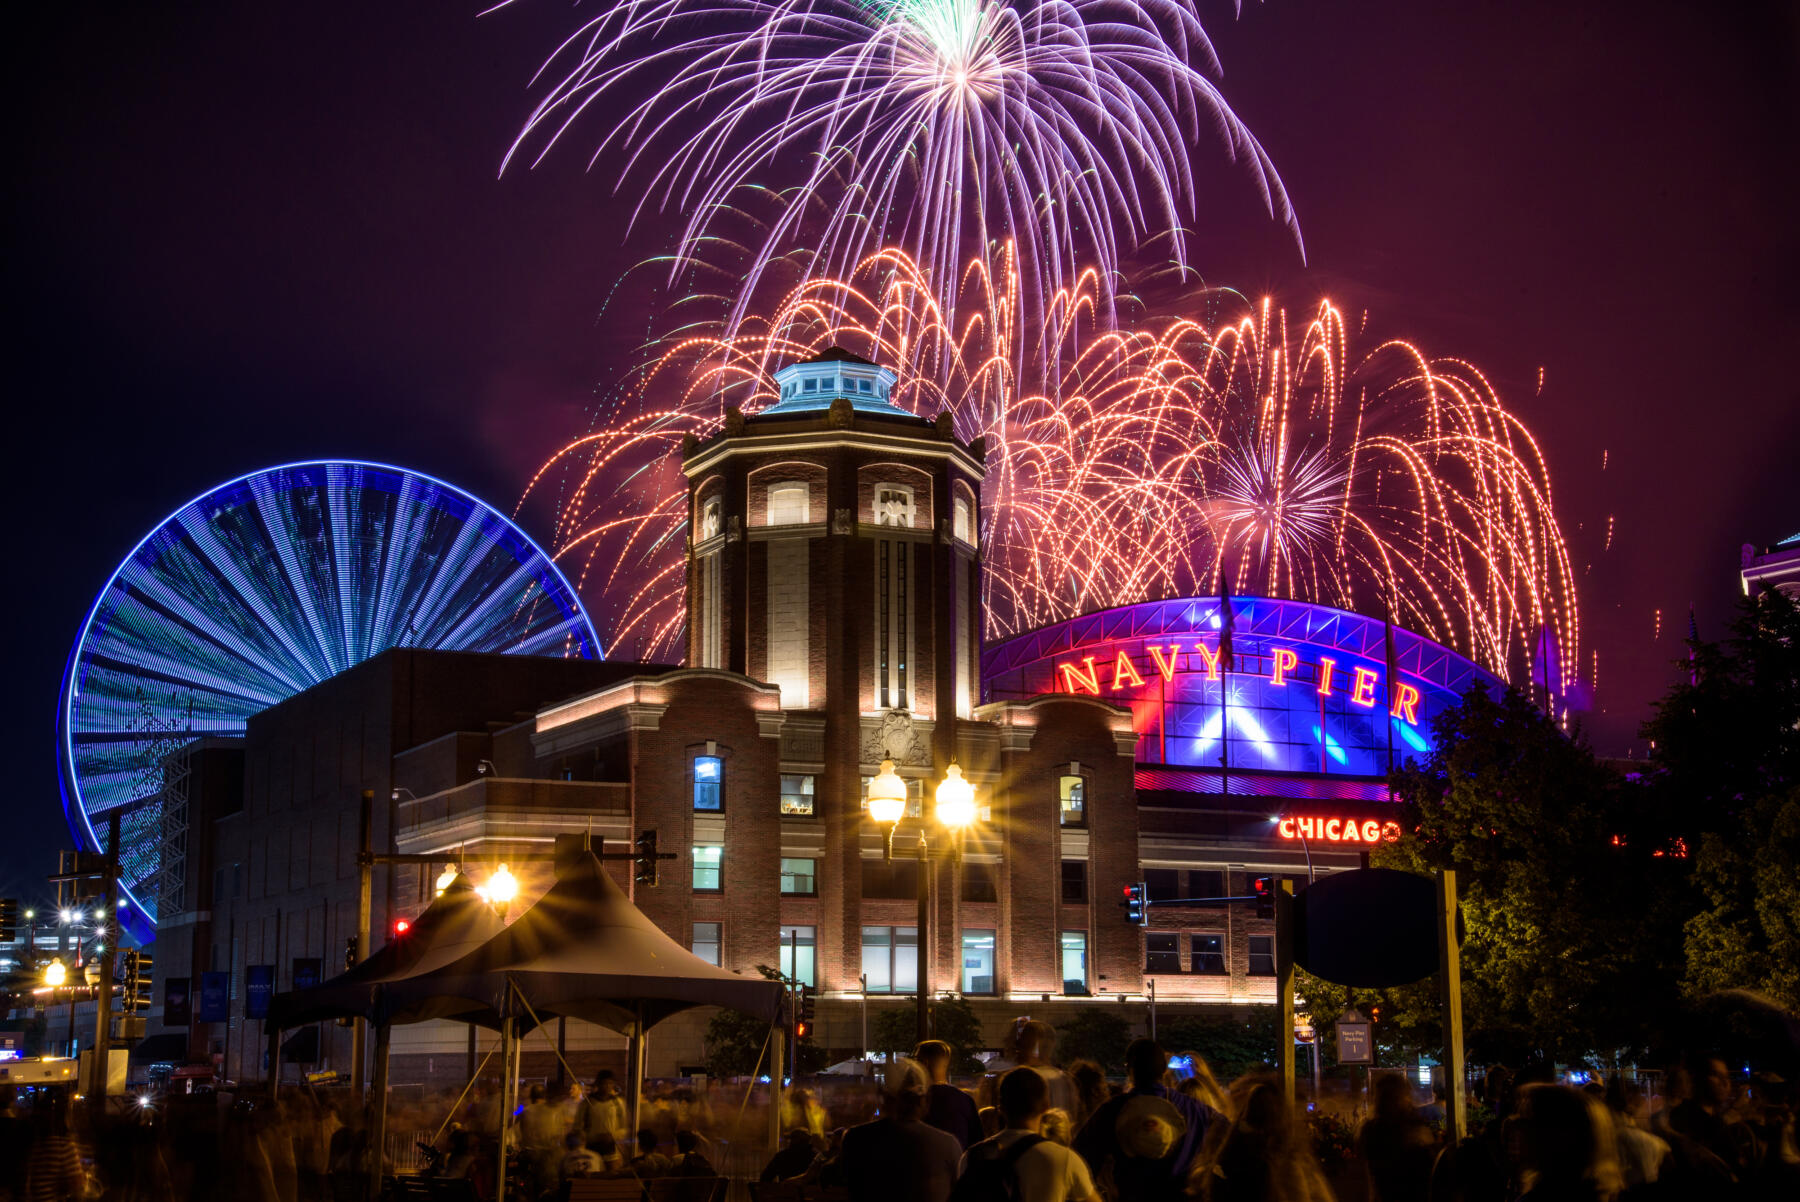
[832,508,854,536]
[862,708,928,766]
[727,515,741,543]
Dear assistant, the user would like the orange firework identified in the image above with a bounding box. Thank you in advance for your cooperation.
[523,248,1578,690]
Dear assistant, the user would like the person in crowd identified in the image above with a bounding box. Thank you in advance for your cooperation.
[579,1070,626,1153]
[1068,1061,1113,1131]
[1191,1076,1333,1202]
[1072,1039,1217,1201]
[918,1039,984,1149]
[559,1128,603,1182]
[836,1058,965,1202]
[628,1127,674,1176]
[671,1129,718,1177]
[1041,1108,1073,1147]
[783,1086,828,1139]
[1667,1053,1747,1179]
[516,1084,567,1197]
[589,1131,625,1175]
[1358,1072,1437,1202]
[760,1128,820,1183]
[439,1128,479,1182]
[1016,1019,1078,1116]
[955,1067,1098,1202]
[1603,1077,1669,1193]
[979,1107,1005,1140]
[1177,1059,1232,1120]
[22,1098,87,1202]
[1419,1082,1449,1126]
[1515,1083,1623,1201]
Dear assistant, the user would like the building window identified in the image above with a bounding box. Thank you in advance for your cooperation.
[780,857,817,896]
[953,494,975,546]
[861,925,918,994]
[803,378,818,392]
[1145,932,1182,974]
[1145,868,1180,902]
[768,482,809,526]
[692,922,721,967]
[692,846,723,892]
[874,484,914,528]
[700,497,722,542]
[1061,931,1090,995]
[960,862,997,904]
[1059,775,1086,826]
[693,755,723,811]
[780,774,815,817]
[1249,934,1276,976]
[961,929,997,994]
[1192,933,1227,975]
[1060,860,1087,904]
[861,860,918,900]
[1190,870,1225,902]
[779,925,816,987]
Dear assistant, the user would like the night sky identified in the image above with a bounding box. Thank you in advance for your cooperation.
[8,1,1797,893]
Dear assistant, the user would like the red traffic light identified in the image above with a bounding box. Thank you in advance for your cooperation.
[795,1020,811,1040]
[393,918,411,936]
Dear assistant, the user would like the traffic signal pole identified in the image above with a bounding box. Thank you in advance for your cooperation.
[1437,870,1467,1142]
[1275,878,1296,1105]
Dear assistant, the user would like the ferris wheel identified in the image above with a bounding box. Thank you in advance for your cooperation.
[57,460,600,937]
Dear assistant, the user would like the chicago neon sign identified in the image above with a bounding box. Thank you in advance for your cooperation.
[1277,816,1402,844]
[1055,642,1424,726]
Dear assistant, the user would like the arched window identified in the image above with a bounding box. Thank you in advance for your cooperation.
[767,482,809,526]
[953,494,975,546]
[700,497,722,541]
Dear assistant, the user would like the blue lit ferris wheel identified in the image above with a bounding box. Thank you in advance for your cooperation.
[58,460,601,936]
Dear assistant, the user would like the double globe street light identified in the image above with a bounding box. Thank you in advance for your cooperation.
[867,757,977,1043]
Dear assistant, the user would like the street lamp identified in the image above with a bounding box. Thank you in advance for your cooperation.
[43,959,67,988]
[434,864,460,896]
[1270,815,1315,884]
[867,759,909,858]
[477,864,519,912]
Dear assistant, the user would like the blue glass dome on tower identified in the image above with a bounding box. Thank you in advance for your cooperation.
[58,460,600,936]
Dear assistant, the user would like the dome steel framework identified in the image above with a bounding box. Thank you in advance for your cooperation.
[58,460,601,935]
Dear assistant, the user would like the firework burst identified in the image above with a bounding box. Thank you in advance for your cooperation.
[494,0,1296,329]
[524,249,1578,689]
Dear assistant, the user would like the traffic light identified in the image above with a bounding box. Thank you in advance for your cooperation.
[634,830,660,887]
[799,985,816,1023]
[1370,1003,1383,1024]
[1251,875,1275,919]
[123,949,153,1012]
[392,918,412,937]
[0,898,17,941]
[1122,882,1147,925]
[344,934,359,971]
[795,1019,812,1041]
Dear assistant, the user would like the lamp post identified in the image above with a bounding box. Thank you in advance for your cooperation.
[868,758,976,1047]
[1271,815,1315,884]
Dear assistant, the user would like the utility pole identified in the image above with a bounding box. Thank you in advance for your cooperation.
[88,811,121,1119]
[915,836,931,1046]
[352,789,372,1095]
[1275,877,1296,1103]
[1437,870,1467,1142]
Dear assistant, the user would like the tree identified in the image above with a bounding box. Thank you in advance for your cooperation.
[1055,1009,1131,1074]
[870,995,986,1073]
[1158,1009,1281,1079]
[1310,683,1687,1066]
[1683,787,1800,1009]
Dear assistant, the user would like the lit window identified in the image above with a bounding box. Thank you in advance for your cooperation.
[961,929,996,994]
[1145,932,1181,974]
[768,482,808,526]
[779,774,815,817]
[692,922,721,966]
[861,925,918,994]
[953,495,975,545]
[1192,933,1226,975]
[693,755,723,811]
[700,497,722,541]
[874,484,914,528]
[1249,934,1276,976]
[692,846,723,892]
[779,857,817,896]
[1061,931,1089,995]
[1059,775,1085,826]
[779,925,817,987]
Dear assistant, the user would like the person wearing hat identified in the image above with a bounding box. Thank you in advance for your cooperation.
[1071,1039,1219,1201]
[956,1067,1099,1202]
[838,1058,966,1202]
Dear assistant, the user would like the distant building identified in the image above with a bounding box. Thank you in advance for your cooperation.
[136,349,1503,1083]
[1742,533,1800,600]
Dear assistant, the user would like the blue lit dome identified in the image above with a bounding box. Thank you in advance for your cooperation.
[58,460,600,934]
[760,347,905,416]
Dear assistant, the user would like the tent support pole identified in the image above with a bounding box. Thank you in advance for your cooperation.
[496,1014,517,1202]
[767,1024,786,1157]
[367,1023,391,1202]
[267,1024,282,1102]
[626,1005,646,1153]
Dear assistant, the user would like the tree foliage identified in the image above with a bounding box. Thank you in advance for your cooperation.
[1157,1009,1281,1079]
[870,995,985,1073]
[1055,1008,1132,1074]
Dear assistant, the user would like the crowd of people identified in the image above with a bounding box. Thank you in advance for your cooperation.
[0,1025,1794,1201]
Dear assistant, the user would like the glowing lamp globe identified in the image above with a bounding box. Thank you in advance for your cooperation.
[480,864,520,907]
[434,865,459,896]
[867,759,908,826]
[935,763,976,829]
[43,959,67,988]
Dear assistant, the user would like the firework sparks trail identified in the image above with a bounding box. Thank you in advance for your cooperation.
[492,0,1297,330]
[523,248,1579,689]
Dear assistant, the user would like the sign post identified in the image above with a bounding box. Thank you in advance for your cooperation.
[1437,870,1467,1143]
[1335,1009,1372,1065]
